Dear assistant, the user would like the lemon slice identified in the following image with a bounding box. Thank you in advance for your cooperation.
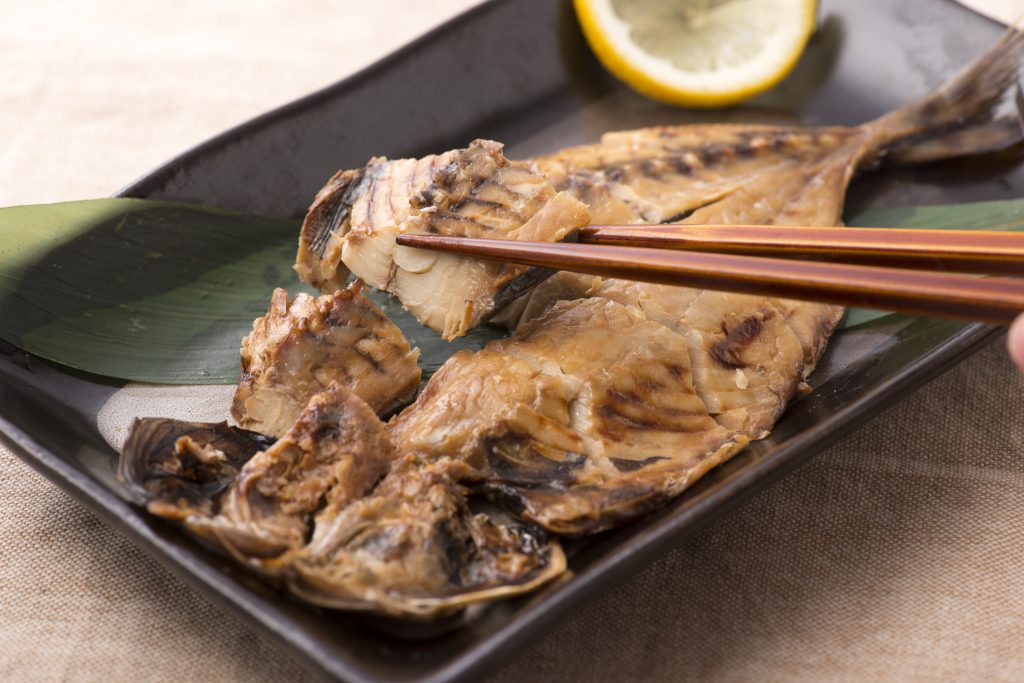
[574,0,816,107]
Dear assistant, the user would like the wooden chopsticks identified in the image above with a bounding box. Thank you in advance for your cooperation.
[578,224,1024,274]
[394,225,1024,325]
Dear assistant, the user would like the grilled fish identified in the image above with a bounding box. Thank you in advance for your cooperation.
[296,139,591,339]
[120,383,567,616]
[392,32,1024,532]
[290,455,565,618]
[391,297,747,533]
[208,382,398,564]
[120,383,398,564]
[121,31,1024,616]
[497,30,1024,439]
[231,284,421,438]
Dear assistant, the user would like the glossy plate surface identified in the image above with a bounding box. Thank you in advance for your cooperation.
[0,1,1018,681]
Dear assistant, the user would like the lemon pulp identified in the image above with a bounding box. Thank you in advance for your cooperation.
[575,0,817,107]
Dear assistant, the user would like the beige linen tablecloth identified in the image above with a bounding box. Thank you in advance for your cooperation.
[2,2,1023,681]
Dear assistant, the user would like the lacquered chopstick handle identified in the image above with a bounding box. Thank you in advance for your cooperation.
[395,234,1024,324]
[578,224,1024,274]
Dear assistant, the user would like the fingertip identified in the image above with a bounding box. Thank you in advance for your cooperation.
[1008,314,1024,372]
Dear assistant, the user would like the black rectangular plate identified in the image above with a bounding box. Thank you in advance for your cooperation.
[0,1,1018,681]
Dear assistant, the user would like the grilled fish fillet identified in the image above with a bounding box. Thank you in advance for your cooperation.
[391,297,748,534]
[499,30,1024,439]
[296,139,591,339]
[231,284,421,438]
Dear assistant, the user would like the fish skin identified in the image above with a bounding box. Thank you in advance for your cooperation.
[295,139,591,339]
[231,283,421,438]
[118,418,271,521]
[294,166,366,293]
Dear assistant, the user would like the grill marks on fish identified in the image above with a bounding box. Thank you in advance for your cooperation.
[673,293,805,436]
[231,283,421,438]
[296,139,591,339]
[392,298,747,534]
[532,125,856,225]
[503,276,810,437]
[506,123,880,436]
[710,315,766,370]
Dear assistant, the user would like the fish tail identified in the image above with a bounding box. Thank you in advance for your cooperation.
[865,28,1024,151]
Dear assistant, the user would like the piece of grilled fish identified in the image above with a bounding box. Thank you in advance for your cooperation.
[295,139,591,339]
[391,297,748,534]
[393,32,1024,533]
[290,455,565,618]
[498,276,812,437]
[208,382,399,565]
[120,383,398,565]
[231,284,421,438]
[500,30,1024,439]
[119,383,567,616]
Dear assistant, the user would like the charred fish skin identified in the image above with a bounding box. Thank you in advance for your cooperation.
[296,139,592,339]
[290,455,566,619]
[295,166,369,293]
[118,418,272,521]
[231,283,421,438]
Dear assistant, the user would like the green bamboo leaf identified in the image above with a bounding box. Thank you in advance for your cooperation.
[0,198,501,384]
[2,197,1022,385]
[0,199,304,384]
[840,199,1024,328]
